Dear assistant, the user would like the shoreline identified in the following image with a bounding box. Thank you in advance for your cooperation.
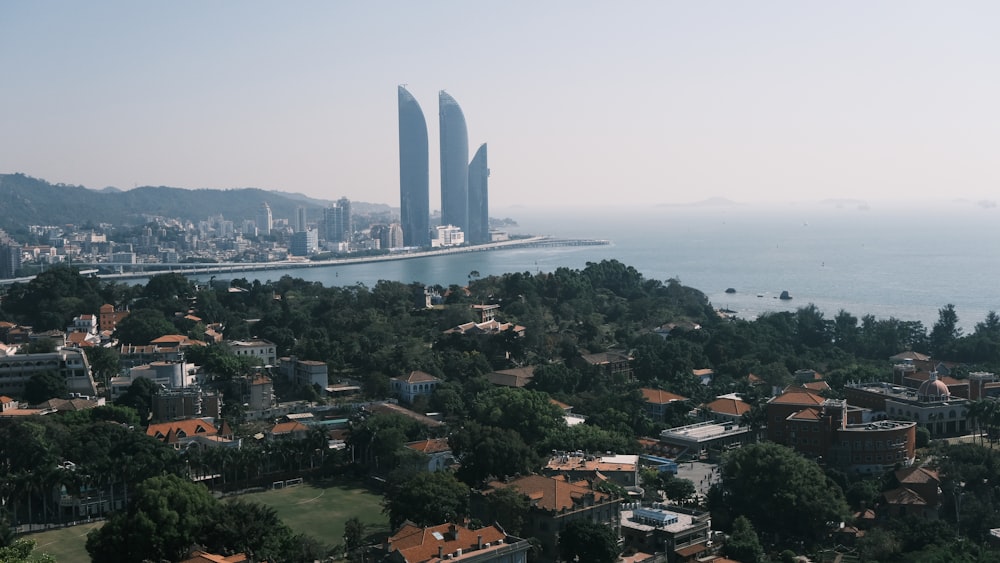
[52,236,611,282]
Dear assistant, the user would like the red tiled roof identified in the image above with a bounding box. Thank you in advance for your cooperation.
[705,397,751,416]
[640,388,687,404]
[389,523,507,563]
[147,419,218,441]
[180,551,248,563]
[394,370,440,384]
[487,475,610,513]
[271,421,310,435]
[405,438,451,454]
[770,389,826,406]
[788,407,823,421]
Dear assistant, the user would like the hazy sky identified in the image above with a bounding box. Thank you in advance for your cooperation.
[2,2,999,209]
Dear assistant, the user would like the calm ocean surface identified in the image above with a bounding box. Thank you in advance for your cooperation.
[195,202,1000,332]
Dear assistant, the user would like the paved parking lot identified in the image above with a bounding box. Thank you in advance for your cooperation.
[675,460,721,495]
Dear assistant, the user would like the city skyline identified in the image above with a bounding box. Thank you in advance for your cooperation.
[438,91,470,234]
[3,3,1000,209]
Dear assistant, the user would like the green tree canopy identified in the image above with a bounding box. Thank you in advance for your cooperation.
[383,471,470,529]
[558,519,620,563]
[86,474,218,562]
[713,443,849,541]
[724,516,765,563]
[22,371,67,404]
[114,308,176,345]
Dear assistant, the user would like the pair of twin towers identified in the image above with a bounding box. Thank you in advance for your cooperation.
[398,85,489,247]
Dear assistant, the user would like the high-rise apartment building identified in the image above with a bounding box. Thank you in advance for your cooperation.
[439,91,469,236]
[322,197,352,243]
[398,86,430,247]
[0,230,21,279]
[468,143,490,244]
[295,206,307,233]
[257,202,273,236]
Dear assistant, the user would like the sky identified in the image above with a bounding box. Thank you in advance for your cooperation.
[2,2,999,210]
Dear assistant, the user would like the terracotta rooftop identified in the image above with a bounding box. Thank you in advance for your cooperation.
[640,388,687,404]
[704,397,751,417]
[896,466,940,485]
[788,407,823,421]
[271,421,310,435]
[394,370,440,384]
[890,351,931,362]
[405,438,451,454]
[801,381,831,391]
[488,474,611,513]
[147,419,218,442]
[180,551,248,563]
[388,522,507,563]
[770,389,826,406]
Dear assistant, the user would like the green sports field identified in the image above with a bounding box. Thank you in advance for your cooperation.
[22,479,387,562]
[240,479,389,547]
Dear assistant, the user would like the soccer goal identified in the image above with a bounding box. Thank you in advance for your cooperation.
[285,478,304,487]
[272,481,284,490]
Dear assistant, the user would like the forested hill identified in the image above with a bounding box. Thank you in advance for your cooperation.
[0,173,392,233]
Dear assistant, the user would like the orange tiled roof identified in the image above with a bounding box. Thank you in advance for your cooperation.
[395,370,440,384]
[770,389,826,406]
[271,421,310,435]
[489,475,610,513]
[788,407,823,421]
[146,419,218,442]
[640,388,687,404]
[801,381,831,391]
[705,397,751,417]
[405,438,451,454]
[389,523,507,563]
[180,551,248,563]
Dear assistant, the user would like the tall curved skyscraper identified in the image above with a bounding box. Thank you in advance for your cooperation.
[439,91,469,235]
[468,143,489,244]
[398,86,430,247]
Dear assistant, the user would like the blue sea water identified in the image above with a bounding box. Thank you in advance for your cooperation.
[200,202,1000,332]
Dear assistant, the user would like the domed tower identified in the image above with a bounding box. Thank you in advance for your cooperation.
[918,372,950,402]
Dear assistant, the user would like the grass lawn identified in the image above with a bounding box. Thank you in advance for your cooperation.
[17,479,386,562]
[239,478,389,547]
[23,522,103,563]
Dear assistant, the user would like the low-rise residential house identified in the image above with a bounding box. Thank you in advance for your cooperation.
[404,438,454,472]
[486,367,535,388]
[268,420,312,441]
[577,350,634,381]
[384,522,530,563]
[391,371,440,404]
[702,395,751,423]
[640,388,688,421]
[146,417,238,450]
[619,503,712,563]
[181,551,248,563]
[474,475,622,563]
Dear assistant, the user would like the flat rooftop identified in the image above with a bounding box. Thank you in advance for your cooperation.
[660,421,749,442]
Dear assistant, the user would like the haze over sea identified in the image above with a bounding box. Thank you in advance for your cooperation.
[206,202,998,333]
